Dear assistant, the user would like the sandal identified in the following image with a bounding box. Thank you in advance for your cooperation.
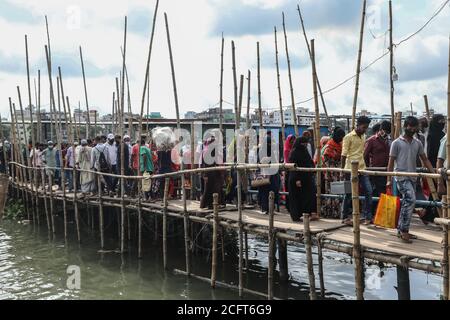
[397,232,413,243]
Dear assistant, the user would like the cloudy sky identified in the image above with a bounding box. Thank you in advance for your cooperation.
[0,0,449,120]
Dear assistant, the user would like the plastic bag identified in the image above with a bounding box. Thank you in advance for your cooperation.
[374,187,400,229]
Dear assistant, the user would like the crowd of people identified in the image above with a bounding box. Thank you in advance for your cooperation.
[1,113,447,244]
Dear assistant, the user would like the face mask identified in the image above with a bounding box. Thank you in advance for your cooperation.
[48,146,53,150]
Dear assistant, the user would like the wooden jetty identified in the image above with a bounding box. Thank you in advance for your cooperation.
[6,161,450,300]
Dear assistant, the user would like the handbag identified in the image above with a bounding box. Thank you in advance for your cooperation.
[374,187,400,229]
[251,174,271,188]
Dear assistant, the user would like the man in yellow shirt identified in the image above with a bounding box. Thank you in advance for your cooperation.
[341,116,372,226]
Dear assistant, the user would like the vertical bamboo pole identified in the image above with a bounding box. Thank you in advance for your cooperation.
[277,238,289,283]
[351,0,367,130]
[257,42,263,129]
[445,36,450,300]
[66,96,81,243]
[351,160,364,300]
[98,172,104,249]
[442,195,449,300]
[282,12,299,137]
[219,34,225,134]
[79,46,91,137]
[111,92,115,133]
[424,95,431,122]
[232,40,244,297]
[162,178,170,269]
[45,16,54,142]
[44,44,58,235]
[55,73,67,242]
[9,101,23,208]
[304,213,317,300]
[211,193,219,288]
[190,123,195,200]
[119,17,128,254]
[311,39,322,218]
[268,191,275,300]
[317,237,326,297]
[17,87,33,222]
[165,12,189,274]
[389,0,395,126]
[37,70,42,143]
[274,27,286,144]
[246,70,251,130]
[24,35,38,225]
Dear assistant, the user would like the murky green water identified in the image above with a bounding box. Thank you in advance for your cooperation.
[0,208,444,300]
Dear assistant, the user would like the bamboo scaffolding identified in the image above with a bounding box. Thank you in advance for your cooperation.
[296,4,331,129]
[304,213,317,300]
[165,12,190,274]
[351,0,367,130]
[424,95,431,121]
[267,192,275,300]
[9,101,25,210]
[45,16,54,142]
[79,46,91,137]
[37,70,42,143]
[211,193,219,288]
[58,67,71,146]
[311,39,322,217]
[282,12,299,137]
[351,160,364,300]
[445,36,450,300]
[274,26,286,144]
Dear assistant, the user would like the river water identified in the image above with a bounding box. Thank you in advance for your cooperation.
[0,212,444,300]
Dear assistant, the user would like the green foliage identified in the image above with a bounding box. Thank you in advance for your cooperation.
[3,199,25,220]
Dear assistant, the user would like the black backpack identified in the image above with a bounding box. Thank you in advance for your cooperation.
[97,147,110,172]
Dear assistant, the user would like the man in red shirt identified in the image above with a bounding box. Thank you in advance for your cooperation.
[364,120,392,199]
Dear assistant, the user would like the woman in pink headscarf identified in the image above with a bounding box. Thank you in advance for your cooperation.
[283,135,295,164]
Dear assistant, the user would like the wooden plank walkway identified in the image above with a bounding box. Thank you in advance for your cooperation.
[19,182,445,263]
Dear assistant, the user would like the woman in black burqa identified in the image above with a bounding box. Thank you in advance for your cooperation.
[426,114,446,167]
[288,136,317,222]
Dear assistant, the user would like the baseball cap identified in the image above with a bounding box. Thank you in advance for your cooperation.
[107,133,114,140]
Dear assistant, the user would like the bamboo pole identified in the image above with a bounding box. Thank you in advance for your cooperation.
[37,70,42,143]
[274,26,285,144]
[296,4,331,129]
[17,87,33,222]
[45,16,54,142]
[165,12,190,274]
[351,160,364,300]
[351,0,367,130]
[9,100,25,211]
[55,73,68,242]
[79,46,91,137]
[163,177,170,269]
[389,0,395,126]
[232,40,244,297]
[219,34,225,134]
[311,39,322,218]
[119,16,128,255]
[267,191,275,300]
[257,42,263,129]
[424,95,431,121]
[211,193,219,288]
[66,96,81,243]
[282,12,299,137]
[58,67,71,144]
[24,35,38,224]
[98,172,104,249]
[317,236,326,297]
[190,123,195,200]
[445,36,450,300]
[304,213,317,300]
[246,70,251,130]
[442,195,449,300]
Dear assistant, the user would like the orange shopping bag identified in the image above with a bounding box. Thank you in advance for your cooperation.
[374,187,400,229]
